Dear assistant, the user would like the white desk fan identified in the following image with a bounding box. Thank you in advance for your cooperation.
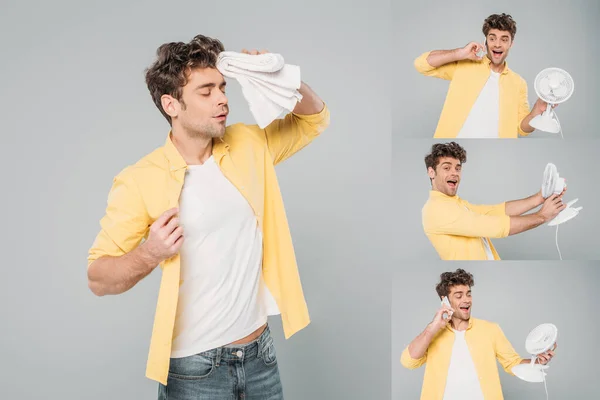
[512,323,558,399]
[541,163,583,259]
[530,68,574,138]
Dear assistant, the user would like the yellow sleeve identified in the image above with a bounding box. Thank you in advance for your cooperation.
[400,346,427,369]
[463,200,507,217]
[517,77,532,137]
[494,324,523,375]
[423,201,510,238]
[414,51,458,81]
[260,103,330,165]
[87,168,150,267]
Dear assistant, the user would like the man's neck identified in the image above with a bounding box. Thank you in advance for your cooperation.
[450,318,469,332]
[487,57,506,74]
[171,127,213,165]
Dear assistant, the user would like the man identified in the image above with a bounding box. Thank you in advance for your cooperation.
[414,13,552,138]
[401,269,558,400]
[86,34,329,399]
[422,142,566,260]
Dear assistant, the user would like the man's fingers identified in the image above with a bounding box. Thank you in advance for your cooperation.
[166,226,184,247]
[164,217,180,234]
[155,208,179,227]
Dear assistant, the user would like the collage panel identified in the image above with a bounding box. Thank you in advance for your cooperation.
[394,139,600,260]
[392,261,600,399]
[392,1,599,139]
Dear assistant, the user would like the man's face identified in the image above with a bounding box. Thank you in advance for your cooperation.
[447,285,472,321]
[485,28,513,66]
[166,67,229,138]
[428,157,462,196]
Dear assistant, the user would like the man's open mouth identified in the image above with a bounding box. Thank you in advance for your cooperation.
[447,180,458,188]
[492,50,503,57]
[459,305,471,312]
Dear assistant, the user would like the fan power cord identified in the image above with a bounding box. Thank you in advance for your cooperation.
[555,224,562,260]
[542,362,549,400]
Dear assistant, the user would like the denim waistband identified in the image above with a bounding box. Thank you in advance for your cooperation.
[198,325,273,364]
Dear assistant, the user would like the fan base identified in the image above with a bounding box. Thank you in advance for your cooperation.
[512,364,549,383]
[530,113,560,134]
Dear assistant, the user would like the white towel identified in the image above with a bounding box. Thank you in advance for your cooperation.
[216,51,303,129]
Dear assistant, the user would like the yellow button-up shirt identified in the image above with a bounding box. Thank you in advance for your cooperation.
[422,191,510,260]
[88,105,330,385]
[401,317,523,400]
[414,51,531,138]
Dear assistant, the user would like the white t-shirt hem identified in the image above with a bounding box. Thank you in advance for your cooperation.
[170,315,270,359]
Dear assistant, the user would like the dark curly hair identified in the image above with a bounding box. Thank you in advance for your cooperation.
[424,142,467,172]
[482,13,517,40]
[145,34,225,125]
[435,269,475,299]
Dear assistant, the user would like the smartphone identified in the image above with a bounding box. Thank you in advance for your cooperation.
[441,296,451,320]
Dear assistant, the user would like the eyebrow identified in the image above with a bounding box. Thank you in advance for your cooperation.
[440,162,461,167]
[195,81,227,91]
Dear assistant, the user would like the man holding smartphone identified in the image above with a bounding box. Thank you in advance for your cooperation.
[401,269,557,400]
[414,13,552,138]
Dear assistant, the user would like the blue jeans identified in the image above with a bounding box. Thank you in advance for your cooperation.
[158,325,284,399]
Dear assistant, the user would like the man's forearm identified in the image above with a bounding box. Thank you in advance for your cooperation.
[87,244,158,296]
[426,49,464,68]
[520,109,542,134]
[293,82,324,115]
[407,324,438,359]
[508,213,547,236]
[505,193,544,216]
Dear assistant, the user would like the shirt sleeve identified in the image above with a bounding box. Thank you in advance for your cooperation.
[423,201,511,238]
[517,77,532,137]
[463,200,507,217]
[414,51,458,81]
[400,346,427,369]
[260,103,330,165]
[87,168,150,267]
[494,323,523,375]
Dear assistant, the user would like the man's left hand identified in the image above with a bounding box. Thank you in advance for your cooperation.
[241,49,269,55]
[533,98,557,116]
[536,342,557,365]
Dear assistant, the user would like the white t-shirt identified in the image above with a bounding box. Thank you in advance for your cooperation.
[457,70,500,138]
[170,156,280,358]
[442,329,485,400]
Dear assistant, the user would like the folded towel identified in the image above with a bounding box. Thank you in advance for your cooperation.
[216,51,303,129]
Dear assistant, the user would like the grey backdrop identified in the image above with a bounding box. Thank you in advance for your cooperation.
[392,262,600,399]
[394,139,600,260]
[392,0,600,139]
[0,0,392,399]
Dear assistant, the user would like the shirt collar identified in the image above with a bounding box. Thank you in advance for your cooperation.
[446,317,475,332]
[163,131,230,171]
[429,190,460,201]
[483,55,510,75]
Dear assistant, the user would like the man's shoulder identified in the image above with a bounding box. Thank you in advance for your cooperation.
[471,317,501,331]
[506,68,527,85]
[114,146,168,181]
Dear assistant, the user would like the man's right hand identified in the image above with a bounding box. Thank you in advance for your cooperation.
[428,304,455,333]
[140,207,185,264]
[460,42,485,61]
[537,194,567,222]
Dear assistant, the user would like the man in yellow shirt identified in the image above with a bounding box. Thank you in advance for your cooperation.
[401,269,557,400]
[422,142,566,260]
[414,13,553,138]
[87,35,329,399]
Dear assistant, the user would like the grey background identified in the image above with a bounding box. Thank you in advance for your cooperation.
[394,139,600,260]
[391,261,600,399]
[0,0,392,399]
[392,0,600,139]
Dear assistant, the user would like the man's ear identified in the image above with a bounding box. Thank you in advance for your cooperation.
[427,167,436,180]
